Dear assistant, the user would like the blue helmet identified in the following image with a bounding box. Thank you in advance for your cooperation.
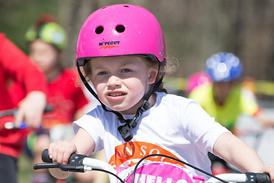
[205,52,243,82]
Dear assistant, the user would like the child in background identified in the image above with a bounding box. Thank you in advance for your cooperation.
[0,33,47,183]
[46,4,274,182]
[9,14,93,183]
[188,52,274,135]
[188,52,274,175]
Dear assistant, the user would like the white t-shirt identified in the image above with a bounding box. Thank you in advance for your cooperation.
[73,92,228,179]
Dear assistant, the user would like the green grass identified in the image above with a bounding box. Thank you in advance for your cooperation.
[18,153,32,183]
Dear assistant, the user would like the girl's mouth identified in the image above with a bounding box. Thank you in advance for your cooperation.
[108,92,126,97]
[106,92,127,102]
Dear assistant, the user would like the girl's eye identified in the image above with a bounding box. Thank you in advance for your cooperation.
[121,69,130,73]
[98,71,108,76]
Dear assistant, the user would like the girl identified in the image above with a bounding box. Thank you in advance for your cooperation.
[48,4,274,182]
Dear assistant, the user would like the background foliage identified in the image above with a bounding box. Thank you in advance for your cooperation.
[1,1,274,182]
[1,0,274,92]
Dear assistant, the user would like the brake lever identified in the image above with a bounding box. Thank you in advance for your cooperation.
[59,154,88,172]
[59,164,86,172]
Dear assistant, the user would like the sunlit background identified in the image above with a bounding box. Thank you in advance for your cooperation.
[1,0,274,182]
[1,0,274,98]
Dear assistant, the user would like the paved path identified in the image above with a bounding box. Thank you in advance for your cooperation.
[236,102,274,165]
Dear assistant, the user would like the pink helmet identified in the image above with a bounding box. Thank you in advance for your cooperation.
[76,4,166,142]
[186,72,211,94]
[76,4,166,64]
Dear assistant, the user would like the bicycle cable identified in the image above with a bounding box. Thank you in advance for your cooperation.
[130,154,229,183]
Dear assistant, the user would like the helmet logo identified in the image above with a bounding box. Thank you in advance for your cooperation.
[99,40,120,49]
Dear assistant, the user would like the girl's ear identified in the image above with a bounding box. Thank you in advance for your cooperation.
[148,67,158,84]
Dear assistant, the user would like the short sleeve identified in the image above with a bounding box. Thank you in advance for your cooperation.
[182,100,229,154]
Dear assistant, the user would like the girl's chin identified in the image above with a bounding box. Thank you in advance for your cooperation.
[100,99,141,114]
[110,106,131,113]
[108,105,137,115]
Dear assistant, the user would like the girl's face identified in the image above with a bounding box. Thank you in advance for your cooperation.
[90,56,158,115]
[29,39,59,75]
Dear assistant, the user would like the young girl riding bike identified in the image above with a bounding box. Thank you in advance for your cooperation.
[47,4,274,182]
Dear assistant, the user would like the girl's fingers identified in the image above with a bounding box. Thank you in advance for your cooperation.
[56,149,64,163]
[48,144,52,159]
[262,165,274,182]
[49,141,61,162]
[63,149,74,164]
[51,147,58,162]
[48,141,76,164]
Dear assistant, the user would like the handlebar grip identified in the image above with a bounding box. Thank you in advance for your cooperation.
[42,149,53,163]
[42,149,84,164]
[256,173,271,183]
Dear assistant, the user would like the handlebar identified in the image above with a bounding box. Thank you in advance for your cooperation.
[35,149,121,183]
[0,105,53,118]
[0,106,53,129]
[33,149,272,183]
[207,172,271,183]
[36,149,89,173]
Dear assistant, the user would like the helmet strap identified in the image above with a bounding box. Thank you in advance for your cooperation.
[77,63,125,119]
[117,62,164,142]
[77,60,164,142]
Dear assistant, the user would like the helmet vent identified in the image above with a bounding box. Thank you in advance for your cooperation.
[95,26,104,34]
[116,25,125,33]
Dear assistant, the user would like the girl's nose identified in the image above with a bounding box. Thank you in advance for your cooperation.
[106,75,122,88]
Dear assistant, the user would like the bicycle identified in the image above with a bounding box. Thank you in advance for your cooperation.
[34,149,271,183]
[0,105,54,130]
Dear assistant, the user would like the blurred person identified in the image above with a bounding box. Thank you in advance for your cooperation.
[185,72,211,96]
[188,52,274,174]
[0,33,47,183]
[189,52,274,134]
[9,14,94,183]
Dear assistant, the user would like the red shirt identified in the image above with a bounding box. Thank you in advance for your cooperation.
[0,33,47,158]
[11,69,88,129]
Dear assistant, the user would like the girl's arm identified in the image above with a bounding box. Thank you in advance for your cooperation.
[71,127,95,156]
[213,132,274,181]
[48,128,95,179]
[213,132,263,172]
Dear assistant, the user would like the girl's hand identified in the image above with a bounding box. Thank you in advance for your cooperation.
[261,165,274,182]
[48,140,77,164]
